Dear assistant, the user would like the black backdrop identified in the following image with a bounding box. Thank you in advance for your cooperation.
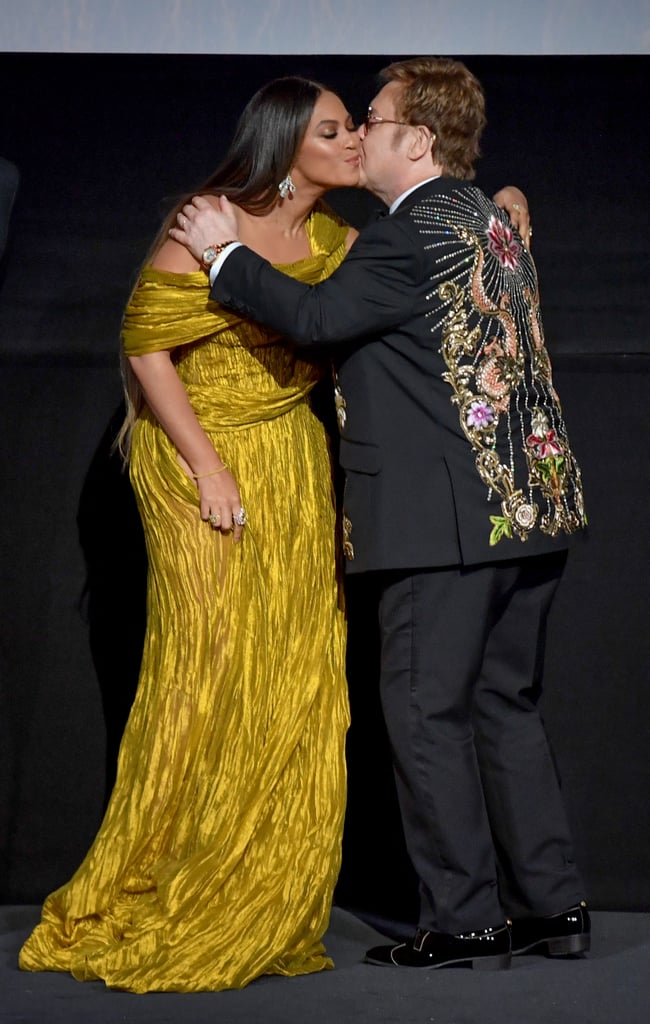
[0,53,648,918]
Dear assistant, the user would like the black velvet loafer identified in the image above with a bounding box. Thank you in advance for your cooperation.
[364,923,511,970]
[510,903,591,956]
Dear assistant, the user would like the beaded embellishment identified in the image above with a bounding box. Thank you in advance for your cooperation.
[413,188,586,546]
[334,376,348,430]
[342,513,355,560]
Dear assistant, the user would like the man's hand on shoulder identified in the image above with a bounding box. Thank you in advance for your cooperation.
[169,195,240,264]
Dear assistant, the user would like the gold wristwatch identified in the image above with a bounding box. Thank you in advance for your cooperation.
[200,240,238,272]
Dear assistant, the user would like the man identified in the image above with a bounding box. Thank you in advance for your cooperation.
[172,57,589,970]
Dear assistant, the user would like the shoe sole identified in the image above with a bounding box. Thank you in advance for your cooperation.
[513,934,591,957]
[364,953,511,970]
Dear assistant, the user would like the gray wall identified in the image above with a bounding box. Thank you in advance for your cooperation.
[2,0,649,54]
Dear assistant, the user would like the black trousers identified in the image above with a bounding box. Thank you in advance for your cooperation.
[377,551,585,934]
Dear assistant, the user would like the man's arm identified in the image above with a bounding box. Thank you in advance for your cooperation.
[170,196,421,347]
[215,230,421,346]
[168,186,530,346]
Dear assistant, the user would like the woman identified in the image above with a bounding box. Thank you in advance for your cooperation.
[20,77,359,994]
[19,76,528,993]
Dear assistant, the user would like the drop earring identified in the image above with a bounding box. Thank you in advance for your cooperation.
[278,174,296,199]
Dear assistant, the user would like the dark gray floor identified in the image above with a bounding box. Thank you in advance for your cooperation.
[2,907,649,1024]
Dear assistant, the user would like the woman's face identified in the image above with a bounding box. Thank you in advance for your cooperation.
[291,90,360,191]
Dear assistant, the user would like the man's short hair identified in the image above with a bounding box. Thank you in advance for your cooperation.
[380,57,486,180]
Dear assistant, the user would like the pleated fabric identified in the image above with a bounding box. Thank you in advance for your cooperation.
[19,204,351,992]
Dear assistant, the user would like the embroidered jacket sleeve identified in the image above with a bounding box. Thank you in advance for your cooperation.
[411,185,587,545]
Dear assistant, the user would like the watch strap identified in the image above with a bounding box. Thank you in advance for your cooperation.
[200,240,238,271]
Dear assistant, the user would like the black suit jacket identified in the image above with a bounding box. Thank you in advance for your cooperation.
[211,180,586,573]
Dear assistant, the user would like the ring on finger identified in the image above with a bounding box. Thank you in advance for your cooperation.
[208,513,221,528]
[233,507,247,527]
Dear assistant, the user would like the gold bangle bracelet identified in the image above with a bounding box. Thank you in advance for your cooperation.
[192,465,228,480]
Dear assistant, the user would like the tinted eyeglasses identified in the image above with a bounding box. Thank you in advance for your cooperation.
[363,109,412,133]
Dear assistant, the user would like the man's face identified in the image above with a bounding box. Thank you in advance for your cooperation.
[357,81,410,196]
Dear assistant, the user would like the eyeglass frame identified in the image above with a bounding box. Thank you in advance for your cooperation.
[363,108,412,133]
[362,108,436,147]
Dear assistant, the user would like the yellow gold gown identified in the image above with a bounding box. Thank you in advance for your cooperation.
[19,204,351,993]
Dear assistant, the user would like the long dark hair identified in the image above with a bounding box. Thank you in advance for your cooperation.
[117,76,327,459]
[147,75,327,258]
[202,75,327,211]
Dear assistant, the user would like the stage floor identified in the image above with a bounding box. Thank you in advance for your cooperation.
[2,906,648,1023]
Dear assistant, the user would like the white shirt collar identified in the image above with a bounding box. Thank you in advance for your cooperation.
[389,175,442,215]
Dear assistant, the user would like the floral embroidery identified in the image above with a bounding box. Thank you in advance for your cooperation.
[466,399,495,430]
[439,281,532,538]
[513,503,537,529]
[342,513,354,560]
[527,410,564,459]
[489,500,536,547]
[334,382,347,431]
[524,410,579,534]
[527,429,564,460]
[414,188,586,546]
[475,336,524,413]
[486,215,521,271]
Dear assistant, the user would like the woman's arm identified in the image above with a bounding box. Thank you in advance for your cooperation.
[492,185,531,246]
[128,238,245,539]
[128,350,245,539]
[345,227,359,252]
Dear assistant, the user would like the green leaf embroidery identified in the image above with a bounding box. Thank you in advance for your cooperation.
[535,454,565,483]
[489,515,512,546]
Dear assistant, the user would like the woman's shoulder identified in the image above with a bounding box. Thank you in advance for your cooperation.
[150,237,202,274]
[309,199,352,252]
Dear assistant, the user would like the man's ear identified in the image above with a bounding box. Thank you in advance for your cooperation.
[407,125,434,163]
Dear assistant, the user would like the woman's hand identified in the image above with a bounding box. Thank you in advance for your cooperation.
[176,453,246,542]
[196,466,247,543]
[492,185,532,247]
[128,350,248,542]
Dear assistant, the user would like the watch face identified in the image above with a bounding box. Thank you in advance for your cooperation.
[202,246,218,264]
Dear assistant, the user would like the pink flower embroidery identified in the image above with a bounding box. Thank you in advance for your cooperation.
[466,399,496,430]
[526,429,564,460]
[486,215,521,271]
